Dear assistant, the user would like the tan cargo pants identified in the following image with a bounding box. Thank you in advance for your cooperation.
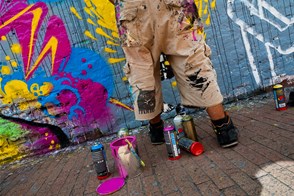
[115,0,223,120]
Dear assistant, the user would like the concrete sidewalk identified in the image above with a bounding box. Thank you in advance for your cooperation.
[1,93,294,196]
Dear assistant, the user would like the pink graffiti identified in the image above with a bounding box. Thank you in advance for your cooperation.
[0,0,71,80]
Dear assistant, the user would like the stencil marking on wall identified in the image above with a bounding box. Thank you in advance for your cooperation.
[227,0,294,86]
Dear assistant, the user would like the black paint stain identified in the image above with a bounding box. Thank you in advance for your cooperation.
[137,89,156,114]
[186,69,211,95]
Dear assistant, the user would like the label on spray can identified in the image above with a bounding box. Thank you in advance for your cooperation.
[163,125,181,160]
[178,137,194,152]
[273,84,287,111]
[91,143,110,180]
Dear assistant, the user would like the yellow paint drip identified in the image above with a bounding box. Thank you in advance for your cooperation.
[87,18,97,26]
[97,19,117,32]
[211,0,216,9]
[104,47,117,53]
[11,60,18,67]
[171,81,177,87]
[11,43,22,54]
[70,7,82,20]
[1,36,7,41]
[205,15,211,26]
[84,0,92,8]
[84,7,94,17]
[108,58,126,64]
[1,66,11,75]
[107,40,120,46]
[111,31,119,38]
[84,30,97,40]
[5,56,11,61]
[96,28,113,40]
[122,76,128,82]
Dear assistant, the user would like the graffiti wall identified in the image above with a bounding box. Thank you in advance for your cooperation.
[0,0,293,163]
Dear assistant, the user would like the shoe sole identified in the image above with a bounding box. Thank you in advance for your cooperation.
[221,141,238,148]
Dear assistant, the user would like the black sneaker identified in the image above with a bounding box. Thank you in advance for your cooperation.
[149,120,165,145]
[213,116,238,148]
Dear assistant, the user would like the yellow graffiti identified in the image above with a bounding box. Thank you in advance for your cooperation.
[70,7,82,20]
[0,136,20,163]
[122,76,128,82]
[28,36,58,79]
[87,18,97,26]
[84,7,94,17]
[107,40,119,46]
[1,35,7,41]
[195,0,216,26]
[84,30,97,40]
[0,79,53,110]
[11,61,18,67]
[171,81,177,87]
[108,58,126,64]
[5,56,10,61]
[95,28,114,40]
[109,98,133,111]
[28,8,43,74]
[1,66,11,75]
[104,47,117,53]
[11,43,22,54]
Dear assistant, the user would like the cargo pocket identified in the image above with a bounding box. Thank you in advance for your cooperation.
[118,1,144,47]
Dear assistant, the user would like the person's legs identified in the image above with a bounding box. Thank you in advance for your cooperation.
[116,0,165,144]
[160,2,238,147]
[206,104,238,148]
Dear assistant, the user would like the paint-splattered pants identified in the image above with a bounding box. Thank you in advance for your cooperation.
[116,0,223,120]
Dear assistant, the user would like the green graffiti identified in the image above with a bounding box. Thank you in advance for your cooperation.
[0,118,30,165]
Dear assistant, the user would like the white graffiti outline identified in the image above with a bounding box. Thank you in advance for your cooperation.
[227,0,294,86]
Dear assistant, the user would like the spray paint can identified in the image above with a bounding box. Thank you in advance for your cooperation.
[178,137,204,156]
[91,143,110,180]
[117,127,130,138]
[273,84,287,111]
[163,125,181,160]
[173,114,185,139]
[182,115,198,141]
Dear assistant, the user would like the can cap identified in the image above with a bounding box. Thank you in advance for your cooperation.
[96,177,125,195]
[190,142,204,156]
[182,115,192,121]
[91,143,103,151]
[164,125,175,132]
[273,84,283,89]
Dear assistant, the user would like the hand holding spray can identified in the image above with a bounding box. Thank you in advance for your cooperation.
[164,125,181,160]
[91,143,110,180]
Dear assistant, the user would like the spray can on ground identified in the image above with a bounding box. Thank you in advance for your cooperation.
[163,125,181,160]
[178,137,204,156]
[182,115,198,141]
[91,143,110,180]
[173,104,187,139]
[273,84,287,111]
[117,127,130,138]
[173,114,185,139]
